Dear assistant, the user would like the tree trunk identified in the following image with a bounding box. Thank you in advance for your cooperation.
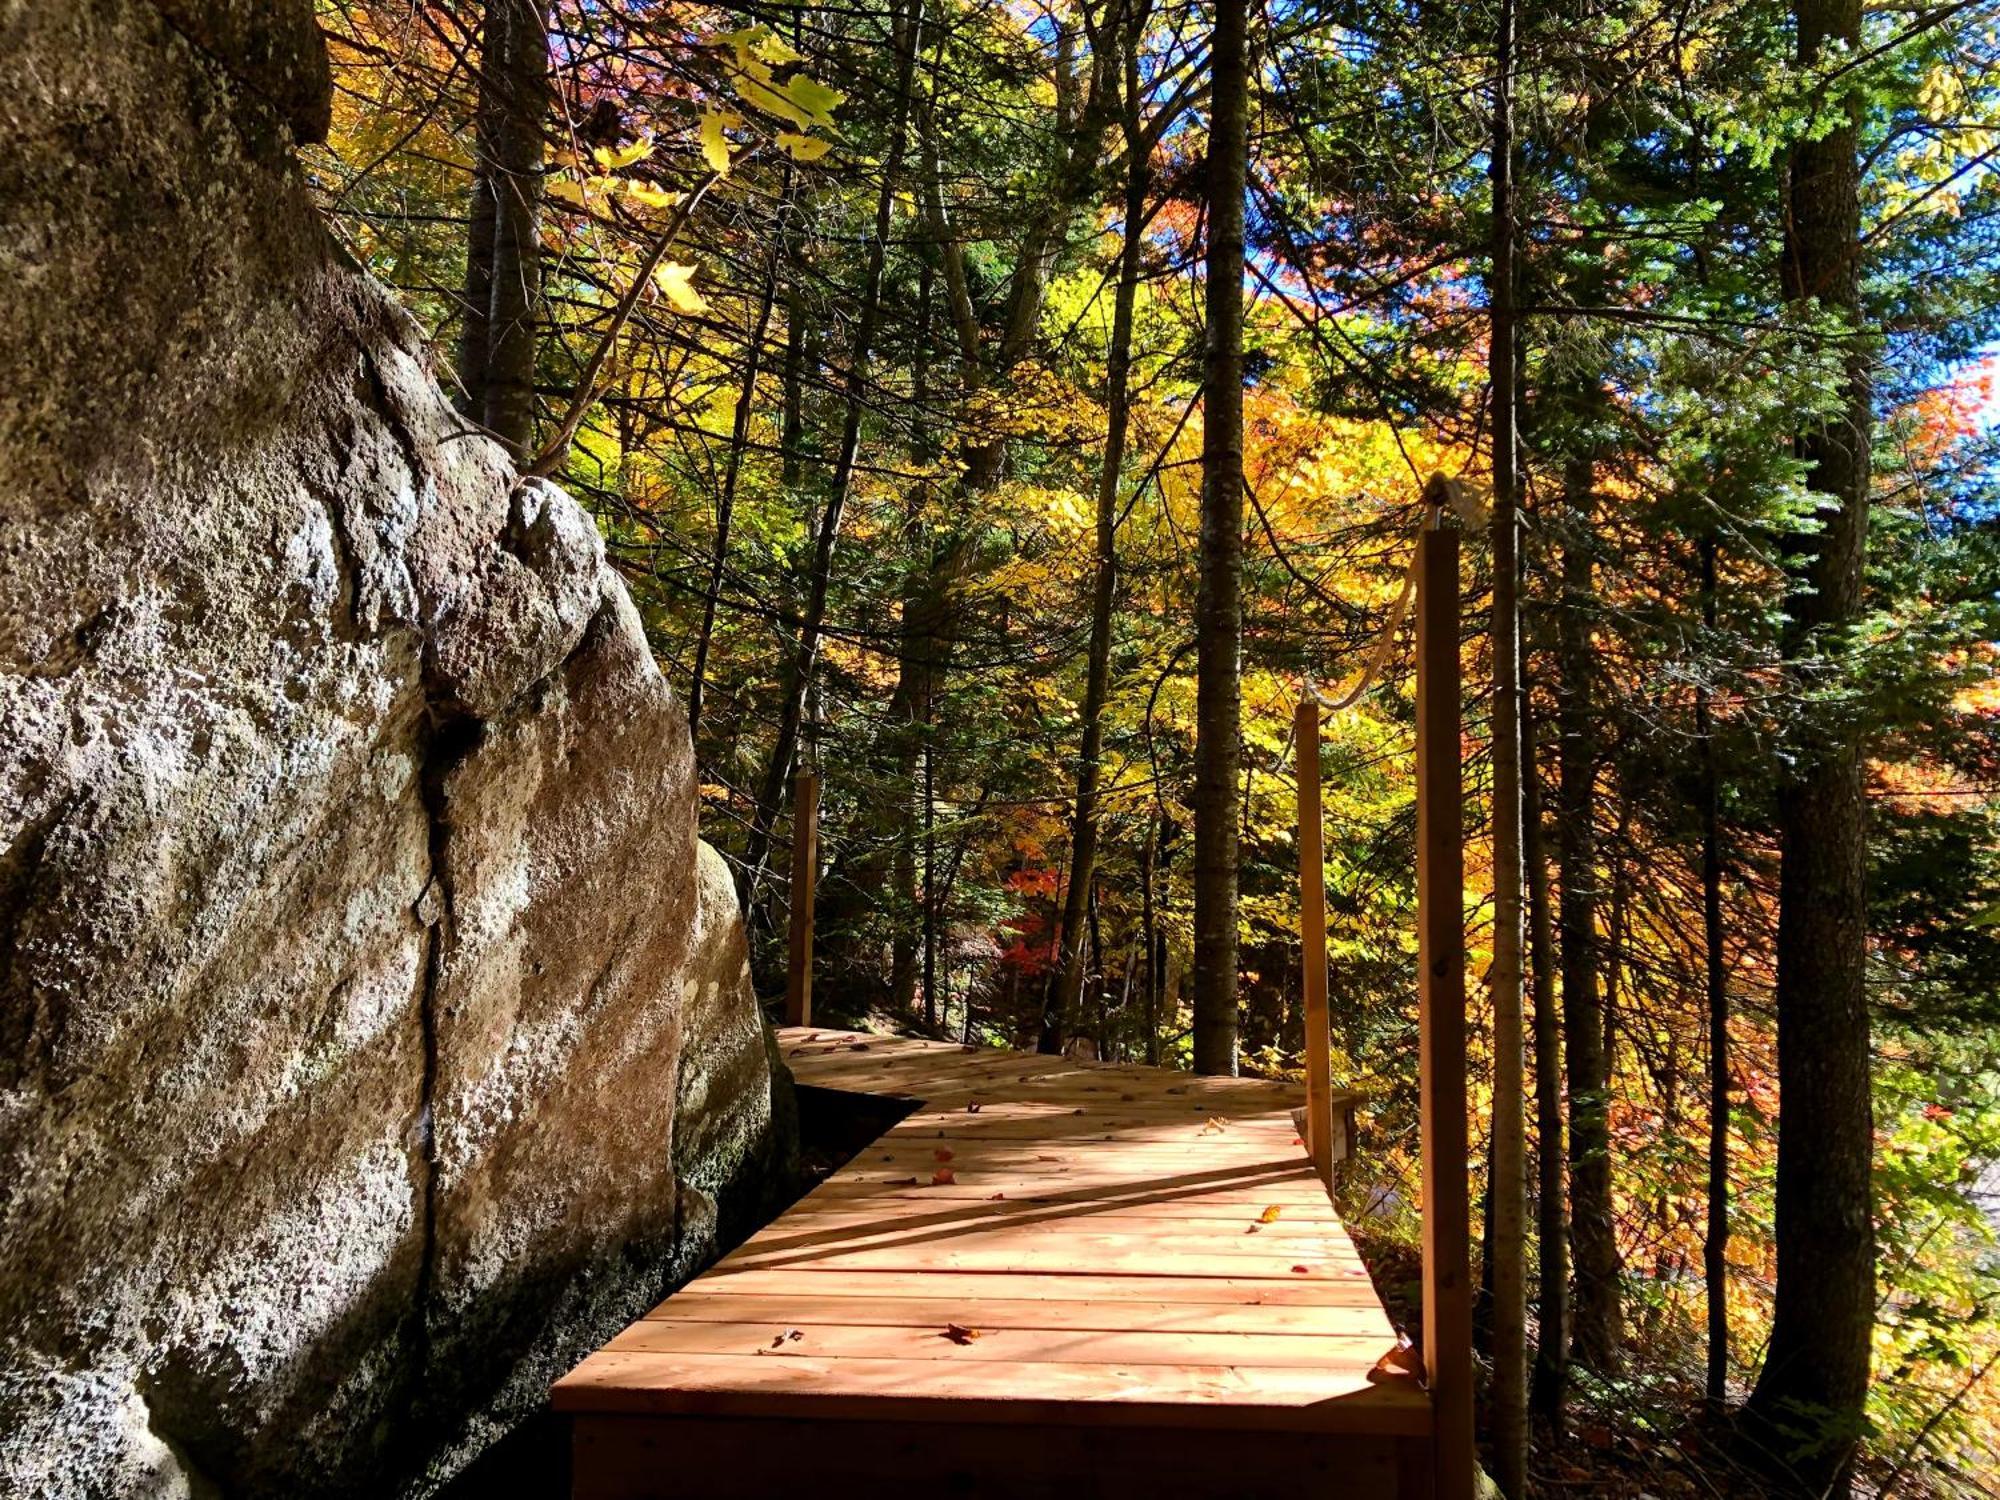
[891,262,937,1018]
[480,0,548,458]
[688,243,782,741]
[1525,701,1568,1424]
[1042,52,1149,1053]
[743,0,923,891]
[780,286,808,490]
[922,733,939,1029]
[1700,535,1732,1407]
[1742,0,1875,1485]
[1144,811,1167,1066]
[456,68,496,421]
[1485,0,1529,1484]
[1559,446,1621,1373]
[1191,0,1247,1077]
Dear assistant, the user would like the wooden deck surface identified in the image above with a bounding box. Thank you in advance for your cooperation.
[555,1028,1433,1498]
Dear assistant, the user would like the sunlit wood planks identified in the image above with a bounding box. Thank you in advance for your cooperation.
[554,1028,1434,1498]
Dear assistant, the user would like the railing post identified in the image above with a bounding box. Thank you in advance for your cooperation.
[1296,695,1335,1189]
[1417,518,1473,1497]
[784,769,820,1027]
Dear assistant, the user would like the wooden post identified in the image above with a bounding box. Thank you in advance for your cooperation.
[1296,695,1335,1189]
[784,770,820,1026]
[1417,521,1474,1498]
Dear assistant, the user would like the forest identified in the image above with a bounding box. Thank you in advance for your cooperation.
[306,0,2000,1492]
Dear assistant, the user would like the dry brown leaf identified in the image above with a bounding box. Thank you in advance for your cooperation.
[930,1167,956,1186]
[941,1323,981,1345]
[1367,1339,1424,1383]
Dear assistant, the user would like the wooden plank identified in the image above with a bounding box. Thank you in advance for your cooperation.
[557,1024,1431,1489]
[642,1293,1388,1333]
[605,1319,1400,1369]
[677,1267,1396,1307]
[711,1235,1383,1279]
[1297,694,1337,1187]
[782,771,818,1027]
[769,1195,1350,1225]
[554,1351,1432,1434]
[1416,516,1472,1499]
[572,1415,1405,1500]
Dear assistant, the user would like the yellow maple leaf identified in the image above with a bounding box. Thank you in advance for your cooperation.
[592,138,653,171]
[777,132,833,162]
[625,181,681,211]
[654,262,708,315]
[699,110,738,176]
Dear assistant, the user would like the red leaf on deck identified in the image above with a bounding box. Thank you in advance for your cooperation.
[1290,1265,1311,1274]
[931,1167,956,1185]
[934,1148,955,1162]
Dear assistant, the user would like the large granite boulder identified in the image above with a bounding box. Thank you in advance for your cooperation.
[0,1,788,1493]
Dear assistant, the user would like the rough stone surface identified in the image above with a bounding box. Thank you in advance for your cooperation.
[0,2,788,1494]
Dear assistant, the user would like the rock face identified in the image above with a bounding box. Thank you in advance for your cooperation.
[0,2,788,1494]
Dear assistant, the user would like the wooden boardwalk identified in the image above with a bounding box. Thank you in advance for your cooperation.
[555,1028,1436,1498]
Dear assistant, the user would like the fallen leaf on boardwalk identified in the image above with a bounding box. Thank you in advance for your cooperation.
[987,1193,1005,1201]
[1290,1265,1311,1274]
[1258,1205,1283,1224]
[934,1148,954,1162]
[769,1328,804,1348]
[930,1167,956,1185]
[1200,1116,1227,1134]
[1245,1225,1261,1235]
[966,1102,982,1113]
[1367,1338,1424,1383]
[941,1324,982,1344]
[884,1176,919,1186]
[848,1041,871,1051]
